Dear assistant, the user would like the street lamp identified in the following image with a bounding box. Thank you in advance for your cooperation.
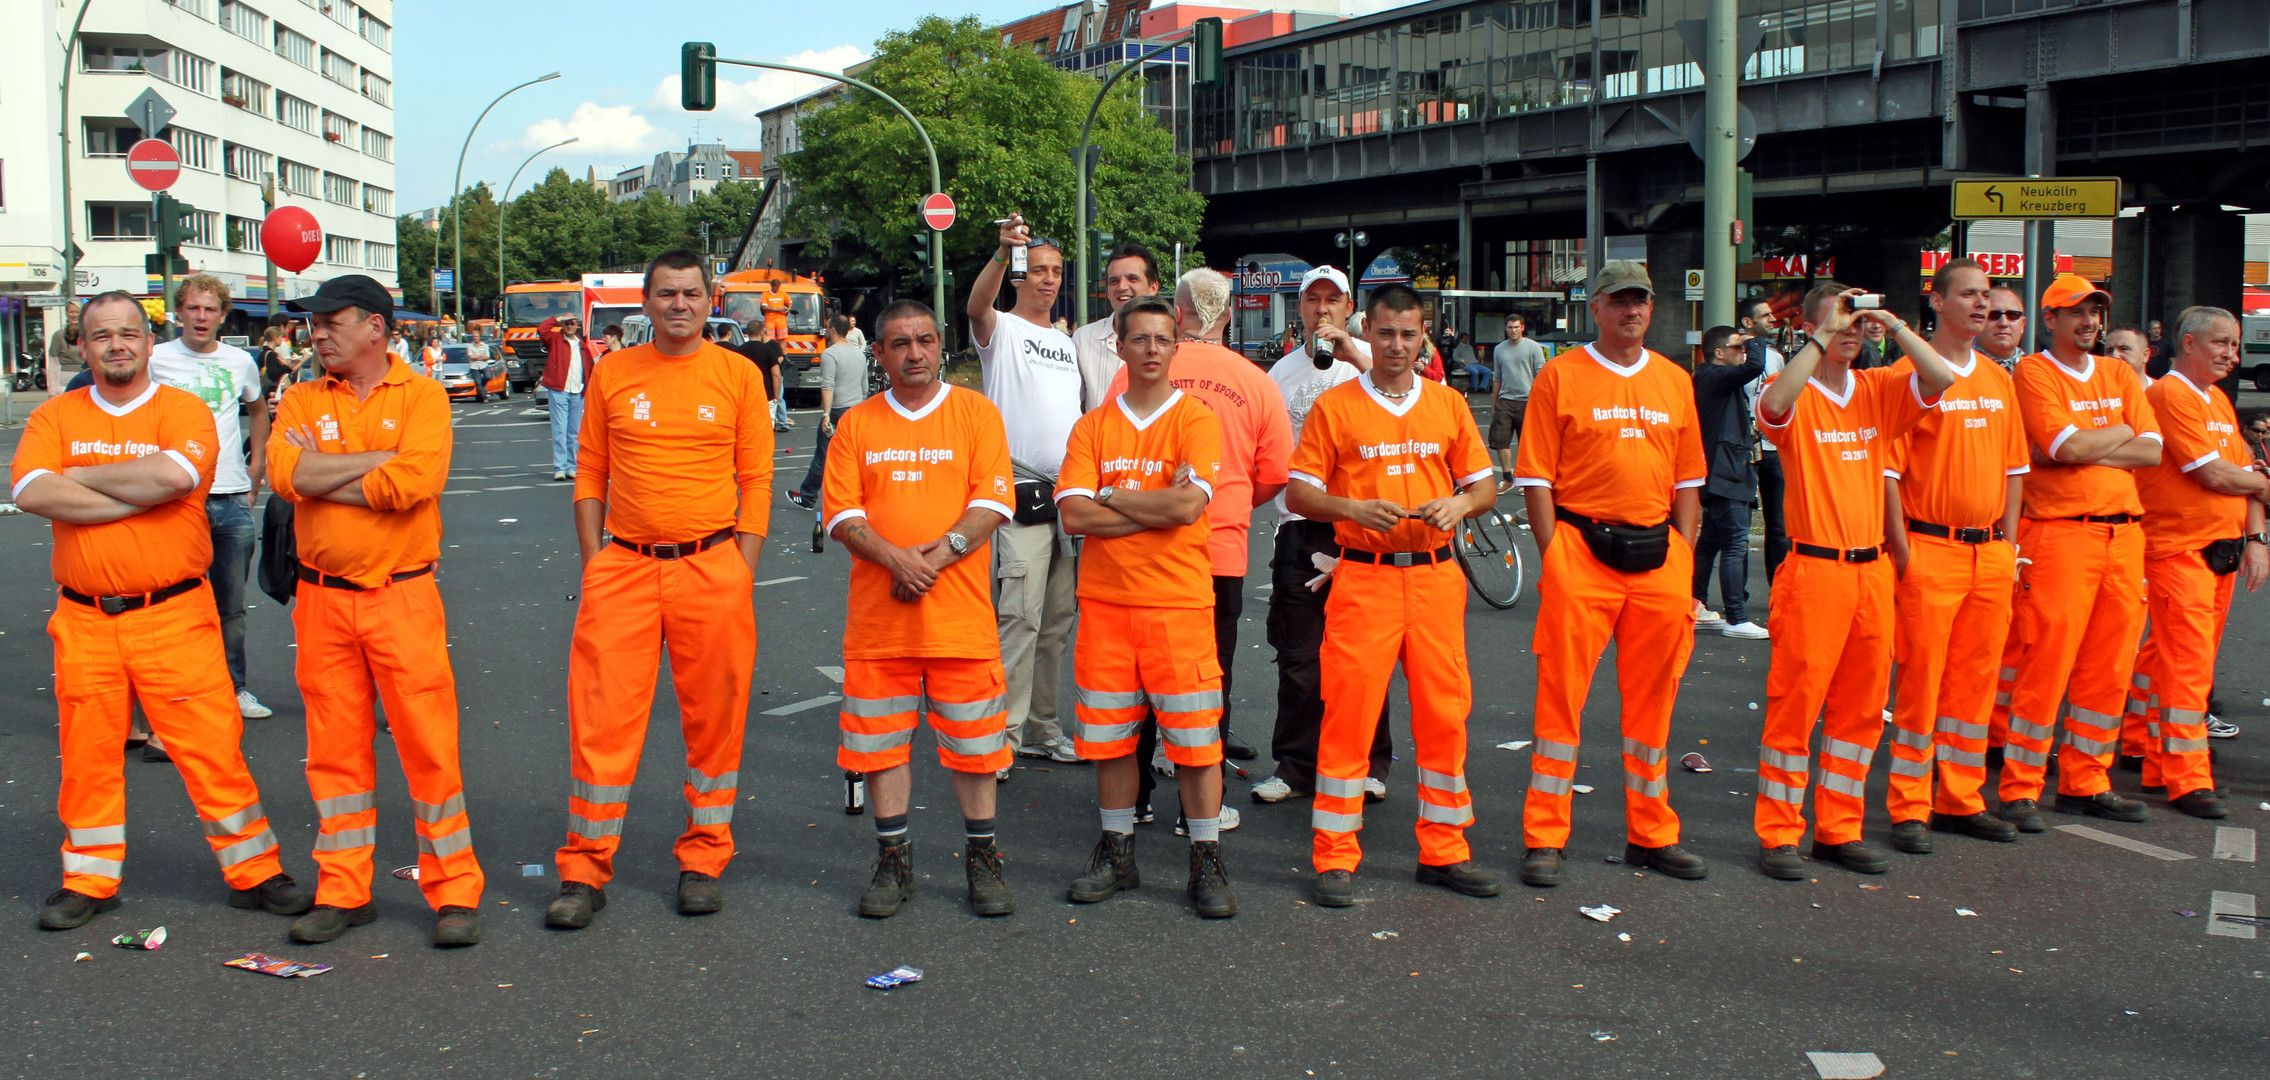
[497,137,578,324]
[451,72,561,325]
[1334,229,1369,294]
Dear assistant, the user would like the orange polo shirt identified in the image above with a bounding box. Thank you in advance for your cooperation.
[2014,352,2159,520]
[822,384,1015,660]
[1757,366,1938,551]
[1288,374,1495,556]
[1884,351,2028,529]
[10,383,217,596]
[268,356,452,587]
[574,342,774,544]
[2139,371,2249,561]
[1056,390,1224,609]
[1512,344,1705,524]
[1106,341,1292,577]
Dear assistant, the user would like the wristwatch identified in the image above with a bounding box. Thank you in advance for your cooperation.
[1096,486,1117,505]
[2249,532,2269,547]
[944,531,969,556]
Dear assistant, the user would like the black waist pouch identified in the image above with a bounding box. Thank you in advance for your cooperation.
[1562,509,1671,573]
[1013,479,1058,526]
[2202,537,2243,576]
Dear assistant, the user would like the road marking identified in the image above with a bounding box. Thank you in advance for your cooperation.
[451,476,489,481]
[761,694,841,716]
[815,665,844,683]
[445,490,479,495]
[754,576,807,587]
[2055,824,2194,861]
[486,486,532,491]
[2208,890,2257,939]
[1805,1052,1884,1080]
[2214,826,2257,863]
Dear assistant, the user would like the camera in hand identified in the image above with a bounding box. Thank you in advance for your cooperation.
[1851,293,1884,310]
[1312,330,1335,370]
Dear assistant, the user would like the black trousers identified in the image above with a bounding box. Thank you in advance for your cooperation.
[1756,449,1789,584]
[1137,575,1245,806]
[1261,520,1392,795]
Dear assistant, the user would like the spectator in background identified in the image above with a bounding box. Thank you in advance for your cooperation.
[1739,297,1790,589]
[1070,242,1163,411]
[1416,329,1447,382]
[419,329,445,377]
[736,319,789,431]
[787,314,867,511]
[2147,319,2172,372]
[1980,285,2027,368]
[599,326,622,358]
[1856,316,1896,370]
[1489,314,1547,491]
[538,313,595,482]
[1454,333,1487,394]
[2105,326,2152,386]
[46,300,83,390]
[1692,325,1767,638]
[2245,410,2270,465]
[258,326,299,396]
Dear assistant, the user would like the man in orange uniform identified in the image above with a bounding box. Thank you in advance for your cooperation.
[266,275,484,947]
[14,291,310,931]
[1287,284,1500,907]
[825,300,1019,919]
[1060,295,1236,918]
[2132,306,2267,819]
[2001,274,2162,831]
[1512,261,1709,887]
[1752,284,1955,879]
[547,251,772,928]
[1879,259,2027,852]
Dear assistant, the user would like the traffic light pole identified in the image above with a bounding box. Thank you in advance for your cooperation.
[56,0,96,316]
[1074,19,1220,327]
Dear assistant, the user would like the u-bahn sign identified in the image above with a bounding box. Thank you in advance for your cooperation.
[1952,177,2121,220]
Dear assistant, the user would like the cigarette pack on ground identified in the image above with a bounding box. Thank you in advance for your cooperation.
[864,965,923,989]
[225,952,332,978]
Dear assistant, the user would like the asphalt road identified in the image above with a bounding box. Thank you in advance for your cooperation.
[0,397,2264,1080]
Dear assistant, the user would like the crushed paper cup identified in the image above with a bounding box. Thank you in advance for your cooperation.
[1681,752,1712,773]
[391,865,419,881]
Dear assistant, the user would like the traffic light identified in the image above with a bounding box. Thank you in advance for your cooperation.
[682,42,717,111]
[1192,18,1224,86]
[1090,230,1115,282]
[154,193,196,261]
[911,233,934,286]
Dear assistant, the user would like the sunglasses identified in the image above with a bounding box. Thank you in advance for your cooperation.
[1987,310,2026,321]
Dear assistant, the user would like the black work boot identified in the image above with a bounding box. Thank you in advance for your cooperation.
[2054,790,2148,823]
[288,902,378,943]
[1888,820,1934,854]
[1415,860,1502,897]
[858,838,915,918]
[1999,798,2048,833]
[432,906,481,947]
[1313,869,1356,907]
[1758,845,1806,880]
[38,889,120,931]
[1625,842,1708,880]
[965,839,1015,917]
[1186,841,1237,918]
[1519,847,1563,887]
[228,873,314,916]
[1067,832,1139,904]
[1810,839,1892,874]
[545,881,606,929]
[2171,788,2230,819]
[1929,811,2019,843]
[676,871,723,916]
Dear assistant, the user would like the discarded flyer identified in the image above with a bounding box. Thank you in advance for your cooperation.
[864,965,924,990]
[225,952,333,978]
[1371,931,1399,940]
[1495,740,1533,751]
[1579,904,1622,923]
[391,865,419,881]
[1680,752,1712,773]
[1954,908,1979,917]
[521,863,545,877]
[111,926,166,950]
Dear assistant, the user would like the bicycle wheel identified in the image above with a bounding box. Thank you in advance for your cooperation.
[1454,509,1526,610]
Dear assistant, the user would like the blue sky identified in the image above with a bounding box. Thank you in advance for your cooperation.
[392,0,1046,211]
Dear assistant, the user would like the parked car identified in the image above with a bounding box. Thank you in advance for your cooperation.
[434,344,508,402]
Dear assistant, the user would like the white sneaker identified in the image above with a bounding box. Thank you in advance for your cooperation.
[1720,621,1769,639]
[2207,715,2239,739]
[1250,775,1296,803]
[995,766,1012,782]
[1151,747,1176,778]
[237,690,274,719]
[1218,805,1241,831]
[1693,601,1725,626]
[1018,735,1080,762]
[1364,777,1387,802]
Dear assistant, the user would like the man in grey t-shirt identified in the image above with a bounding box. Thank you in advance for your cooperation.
[790,314,869,506]
[1488,314,1548,488]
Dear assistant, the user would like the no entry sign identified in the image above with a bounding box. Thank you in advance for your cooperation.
[127,138,181,192]
[920,192,956,232]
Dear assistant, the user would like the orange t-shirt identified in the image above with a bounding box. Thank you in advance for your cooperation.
[10,383,217,596]
[2139,371,2249,561]
[1105,341,1291,577]
[1511,345,1704,525]
[1056,390,1224,608]
[822,385,1014,660]
[1884,351,2028,530]
[268,357,453,586]
[2014,352,2159,520]
[1288,374,1495,555]
[574,342,774,544]
[1757,366,1938,551]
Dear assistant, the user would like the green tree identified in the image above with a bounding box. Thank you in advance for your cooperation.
[683,178,765,259]
[395,213,438,312]
[504,168,611,285]
[603,191,687,269]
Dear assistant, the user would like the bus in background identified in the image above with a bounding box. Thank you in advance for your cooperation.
[501,280,579,393]
[717,269,834,404]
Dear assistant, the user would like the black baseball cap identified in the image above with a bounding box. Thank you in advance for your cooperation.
[288,274,394,317]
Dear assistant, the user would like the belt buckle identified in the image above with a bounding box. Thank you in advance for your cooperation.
[97,595,131,615]
[1955,527,1990,544]
[651,543,684,560]
[1845,548,1871,563]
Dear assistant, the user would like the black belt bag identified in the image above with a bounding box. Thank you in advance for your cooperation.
[2202,537,2244,576]
[1556,508,1670,574]
[1013,479,1058,526]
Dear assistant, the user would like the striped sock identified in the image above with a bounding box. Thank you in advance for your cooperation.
[874,813,908,840]
[963,817,995,842]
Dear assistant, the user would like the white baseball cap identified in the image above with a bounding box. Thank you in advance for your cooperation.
[1299,264,1351,298]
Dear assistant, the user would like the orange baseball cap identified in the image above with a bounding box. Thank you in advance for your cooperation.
[2039,273,2111,311]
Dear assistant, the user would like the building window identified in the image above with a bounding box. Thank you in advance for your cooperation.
[90,203,154,240]
[278,93,316,133]
[221,69,270,113]
[693,163,707,179]
[187,209,219,248]
[169,127,216,171]
[228,214,264,253]
[326,235,360,265]
[219,1,267,42]
[362,186,392,215]
[366,242,396,271]
[360,71,390,106]
[164,49,213,94]
[360,128,392,161]
[83,43,170,75]
[322,110,356,144]
[224,142,273,181]
[83,120,142,157]
[165,0,210,17]
[279,159,319,196]
[320,47,355,87]
[324,172,357,206]
[358,10,388,49]
[275,25,313,68]
[322,0,356,29]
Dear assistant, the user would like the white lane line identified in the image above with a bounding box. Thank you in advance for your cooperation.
[451,476,490,481]
[2208,890,2258,939]
[445,490,479,495]
[486,485,532,491]
[754,576,807,587]
[815,665,844,684]
[761,694,841,716]
[2055,823,2195,861]
[2214,826,2257,863]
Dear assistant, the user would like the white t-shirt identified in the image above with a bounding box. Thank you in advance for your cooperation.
[977,310,1081,473]
[1267,339,1369,520]
[150,338,262,495]
[1743,343,1786,452]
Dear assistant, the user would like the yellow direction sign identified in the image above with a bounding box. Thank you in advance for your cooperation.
[1952,177,2121,220]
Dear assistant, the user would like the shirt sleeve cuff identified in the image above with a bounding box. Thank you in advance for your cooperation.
[10,468,53,501]
[1511,476,1552,488]
[824,508,866,533]
[1909,370,1942,408]
[2181,451,2220,474]
[2046,424,2081,460]
[1455,468,1495,489]
[162,450,200,488]
[1190,477,1215,501]
[1053,487,1096,504]
[1673,478,1706,490]
[2006,465,2030,476]
[2138,431,2163,444]
[1290,471,1327,490]
[968,498,1013,521]
[1882,469,1903,480]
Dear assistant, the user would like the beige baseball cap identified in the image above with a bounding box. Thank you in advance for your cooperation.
[1591,260,1654,298]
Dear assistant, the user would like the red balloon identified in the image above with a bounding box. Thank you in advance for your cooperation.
[260,206,323,273]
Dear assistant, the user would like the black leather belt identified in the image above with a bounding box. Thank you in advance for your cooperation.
[1793,541,1882,564]
[1907,519,2003,544]
[2066,513,2139,525]
[611,526,735,560]
[1339,545,1455,568]
[61,577,201,615]
[299,564,435,591]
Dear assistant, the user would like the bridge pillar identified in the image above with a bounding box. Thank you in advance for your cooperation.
[2112,206,2245,333]
[1645,228,1704,363]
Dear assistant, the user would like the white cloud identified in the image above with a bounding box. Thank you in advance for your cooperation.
[522,102,666,156]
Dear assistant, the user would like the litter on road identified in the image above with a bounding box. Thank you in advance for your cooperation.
[1371,931,1399,940]
[865,965,924,990]
[1495,740,1532,751]
[111,927,165,949]
[1806,1051,1886,1079]
[72,952,91,962]
[1572,784,1595,794]
[225,953,332,978]
[522,863,545,877]
[391,865,419,881]
[1579,905,1621,923]
[1955,908,1979,917]
[1589,1031,1616,1041]
[1681,752,1711,773]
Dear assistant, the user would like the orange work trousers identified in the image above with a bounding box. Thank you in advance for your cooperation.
[2002,519,2145,802]
[1524,525,1692,849]
[294,574,484,910]
[837,656,1012,774]
[1886,534,2016,820]
[1073,600,1224,768]
[50,582,284,898]
[557,540,754,889]
[1311,557,1474,873]
[1756,553,1895,848]
[2123,621,2158,784]
[2140,552,2234,800]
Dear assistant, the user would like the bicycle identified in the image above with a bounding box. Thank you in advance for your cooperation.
[1454,505,1527,609]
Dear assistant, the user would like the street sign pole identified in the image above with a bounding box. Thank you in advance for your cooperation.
[1701,0,1738,329]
